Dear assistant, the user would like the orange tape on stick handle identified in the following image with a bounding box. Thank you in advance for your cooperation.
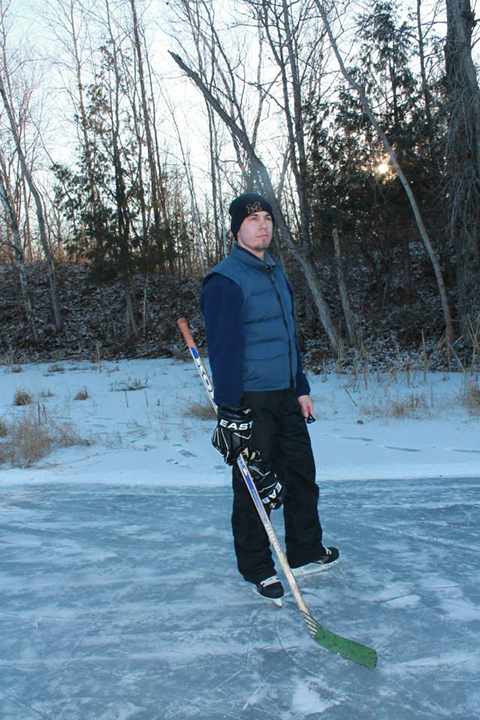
[177,317,196,349]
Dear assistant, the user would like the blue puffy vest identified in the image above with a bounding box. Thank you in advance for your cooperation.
[206,245,298,392]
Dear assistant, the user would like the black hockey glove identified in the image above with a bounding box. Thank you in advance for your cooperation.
[248,453,287,510]
[212,404,253,465]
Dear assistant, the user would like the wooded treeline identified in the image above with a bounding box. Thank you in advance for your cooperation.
[0,0,479,362]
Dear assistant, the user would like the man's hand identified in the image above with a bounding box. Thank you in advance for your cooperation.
[298,394,314,419]
[248,453,287,510]
[212,404,253,465]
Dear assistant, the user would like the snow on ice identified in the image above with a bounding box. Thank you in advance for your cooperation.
[0,358,479,719]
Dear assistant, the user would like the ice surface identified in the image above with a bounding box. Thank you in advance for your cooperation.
[0,359,479,719]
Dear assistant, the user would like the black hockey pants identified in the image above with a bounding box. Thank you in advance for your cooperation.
[231,388,324,584]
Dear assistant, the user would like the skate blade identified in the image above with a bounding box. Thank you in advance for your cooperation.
[252,587,283,607]
[292,558,340,578]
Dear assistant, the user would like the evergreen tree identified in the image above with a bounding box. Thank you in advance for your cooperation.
[307,1,443,299]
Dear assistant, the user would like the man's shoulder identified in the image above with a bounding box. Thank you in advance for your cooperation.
[202,271,237,291]
[200,271,243,308]
[204,254,245,286]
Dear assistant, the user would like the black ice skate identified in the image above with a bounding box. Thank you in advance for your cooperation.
[292,547,340,578]
[254,575,284,607]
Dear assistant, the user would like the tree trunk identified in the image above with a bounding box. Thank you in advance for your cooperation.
[69,0,100,213]
[0,72,62,331]
[124,278,138,341]
[0,170,39,342]
[444,0,480,339]
[206,104,224,261]
[279,0,312,255]
[129,0,169,271]
[333,228,358,348]
[416,0,441,179]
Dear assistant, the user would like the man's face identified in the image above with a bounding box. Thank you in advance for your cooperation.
[236,210,273,256]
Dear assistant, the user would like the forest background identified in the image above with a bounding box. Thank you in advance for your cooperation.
[0,0,479,375]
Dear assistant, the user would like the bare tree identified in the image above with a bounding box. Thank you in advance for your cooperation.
[206,103,228,261]
[57,0,99,212]
[333,227,358,347]
[0,162,38,341]
[129,0,175,272]
[243,0,338,335]
[170,50,342,351]
[168,0,341,350]
[244,0,326,256]
[416,0,441,179]
[103,0,138,339]
[0,59,62,331]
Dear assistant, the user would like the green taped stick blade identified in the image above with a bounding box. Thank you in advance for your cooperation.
[314,624,378,669]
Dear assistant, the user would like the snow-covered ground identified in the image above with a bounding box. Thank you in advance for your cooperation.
[0,358,479,719]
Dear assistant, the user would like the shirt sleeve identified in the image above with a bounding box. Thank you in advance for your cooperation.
[200,274,245,407]
[294,339,311,397]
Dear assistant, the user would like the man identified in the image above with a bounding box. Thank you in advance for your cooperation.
[200,192,339,603]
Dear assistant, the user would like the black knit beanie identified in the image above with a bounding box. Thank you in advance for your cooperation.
[229,193,275,240]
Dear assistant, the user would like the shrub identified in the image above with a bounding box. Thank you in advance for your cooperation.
[13,390,33,406]
[75,387,89,401]
[3,404,89,468]
[462,382,480,415]
[49,415,87,449]
[10,406,53,466]
[0,418,8,437]
[0,417,9,467]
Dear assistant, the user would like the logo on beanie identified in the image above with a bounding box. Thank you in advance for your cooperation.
[246,201,263,215]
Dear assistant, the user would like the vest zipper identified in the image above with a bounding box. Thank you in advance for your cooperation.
[266,266,295,387]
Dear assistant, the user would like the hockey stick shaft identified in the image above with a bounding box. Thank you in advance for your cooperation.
[177,318,377,669]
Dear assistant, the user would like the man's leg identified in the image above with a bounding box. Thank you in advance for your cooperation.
[231,390,281,584]
[275,391,325,568]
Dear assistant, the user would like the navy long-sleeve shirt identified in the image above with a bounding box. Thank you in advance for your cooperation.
[200,272,310,407]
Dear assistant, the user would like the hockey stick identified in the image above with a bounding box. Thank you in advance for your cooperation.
[177,318,377,669]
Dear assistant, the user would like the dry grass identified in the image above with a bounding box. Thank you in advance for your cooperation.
[360,392,430,419]
[0,418,8,437]
[186,397,216,420]
[48,364,65,373]
[390,394,429,418]
[39,389,54,398]
[49,415,86,449]
[11,366,23,374]
[105,431,123,449]
[75,387,89,401]
[0,404,89,468]
[13,390,33,406]
[10,406,53,465]
[110,378,149,392]
[461,381,480,415]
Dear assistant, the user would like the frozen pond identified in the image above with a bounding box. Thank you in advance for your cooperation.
[1,476,478,720]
